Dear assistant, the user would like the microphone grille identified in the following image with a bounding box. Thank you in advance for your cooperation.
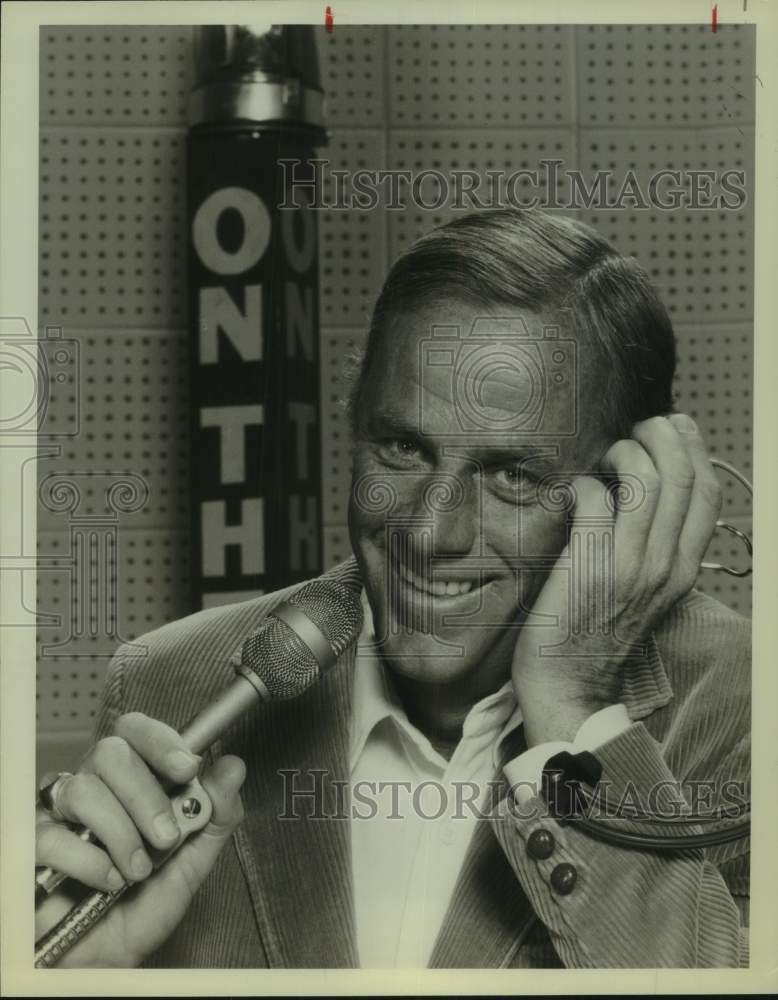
[239,578,363,700]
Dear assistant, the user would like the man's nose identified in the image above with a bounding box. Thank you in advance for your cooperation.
[414,469,479,557]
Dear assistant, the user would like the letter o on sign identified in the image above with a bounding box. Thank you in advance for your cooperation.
[192,187,271,275]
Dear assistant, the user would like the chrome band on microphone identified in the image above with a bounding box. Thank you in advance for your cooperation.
[272,600,337,673]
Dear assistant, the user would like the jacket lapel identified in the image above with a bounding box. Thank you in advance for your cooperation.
[428,726,537,968]
[427,813,538,968]
[221,643,358,968]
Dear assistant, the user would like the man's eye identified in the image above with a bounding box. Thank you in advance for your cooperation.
[376,438,423,466]
[490,465,538,501]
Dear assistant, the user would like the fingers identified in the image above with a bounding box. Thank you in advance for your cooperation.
[43,770,156,884]
[36,712,202,891]
[632,416,695,558]
[667,413,723,572]
[599,414,719,595]
[81,734,186,850]
[193,756,246,848]
[598,436,660,566]
[111,712,202,785]
[36,810,125,893]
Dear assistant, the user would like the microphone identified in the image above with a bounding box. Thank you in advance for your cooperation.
[34,574,363,967]
[180,575,364,751]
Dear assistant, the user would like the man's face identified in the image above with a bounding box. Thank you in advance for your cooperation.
[348,297,611,698]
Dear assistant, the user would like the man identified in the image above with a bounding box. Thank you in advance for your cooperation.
[35,209,750,968]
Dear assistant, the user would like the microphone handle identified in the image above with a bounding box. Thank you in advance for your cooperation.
[35,672,262,902]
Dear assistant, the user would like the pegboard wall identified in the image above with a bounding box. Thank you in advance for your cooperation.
[37,24,755,763]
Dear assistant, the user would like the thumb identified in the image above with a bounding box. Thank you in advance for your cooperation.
[198,754,247,836]
[153,755,246,902]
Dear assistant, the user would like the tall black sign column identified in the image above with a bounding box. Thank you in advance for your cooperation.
[187,25,327,609]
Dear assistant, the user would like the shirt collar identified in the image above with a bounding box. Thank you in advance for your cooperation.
[349,596,402,769]
[349,593,429,770]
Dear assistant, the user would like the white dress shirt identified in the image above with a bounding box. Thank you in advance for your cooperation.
[349,599,630,968]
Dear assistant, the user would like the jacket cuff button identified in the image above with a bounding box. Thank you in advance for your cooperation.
[550,862,578,895]
[527,828,555,860]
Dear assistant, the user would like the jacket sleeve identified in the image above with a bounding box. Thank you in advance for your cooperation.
[490,721,749,968]
[91,645,130,742]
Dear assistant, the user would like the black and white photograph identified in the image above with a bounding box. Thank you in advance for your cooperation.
[1,0,776,992]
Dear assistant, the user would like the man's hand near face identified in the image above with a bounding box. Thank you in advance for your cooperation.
[512,413,723,747]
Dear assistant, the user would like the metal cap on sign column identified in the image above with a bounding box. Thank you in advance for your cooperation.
[189,24,328,144]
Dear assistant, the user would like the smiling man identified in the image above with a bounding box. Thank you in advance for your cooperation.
[35,209,750,968]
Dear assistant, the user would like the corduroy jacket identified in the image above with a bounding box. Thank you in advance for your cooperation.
[93,557,751,968]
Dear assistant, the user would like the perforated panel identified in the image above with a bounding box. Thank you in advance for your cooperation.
[577,24,755,126]
[37,330,190,531]
[39,130,187,328]
[36,657,109,731]
[39,25,388,129]
[36,528,192,728]
[578,128,754,321]
[321,329,366,525]
[323,525,353,570]
[387,129,576,258]
[389,25,573,126]
[40,26,192,125]
[673,322,753,502]
[319,130,388,326]
[318,26,386,127]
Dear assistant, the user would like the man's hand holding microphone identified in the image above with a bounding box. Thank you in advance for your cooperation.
[34,575,364,967]
[35,714,246,967]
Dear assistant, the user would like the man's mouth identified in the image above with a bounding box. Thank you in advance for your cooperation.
[392,558,495,601]
[398,562,473,597]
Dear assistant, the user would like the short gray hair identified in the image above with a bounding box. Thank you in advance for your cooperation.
[348,208,676,439]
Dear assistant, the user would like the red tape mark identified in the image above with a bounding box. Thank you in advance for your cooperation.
[325,5,334,32]
[712,4,718,31]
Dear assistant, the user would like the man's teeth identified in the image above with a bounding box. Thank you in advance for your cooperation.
[397,563,474,597]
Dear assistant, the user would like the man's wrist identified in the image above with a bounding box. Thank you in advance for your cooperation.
[513,645,631,745]
[521,702,597,747]
[518,685,619,746]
